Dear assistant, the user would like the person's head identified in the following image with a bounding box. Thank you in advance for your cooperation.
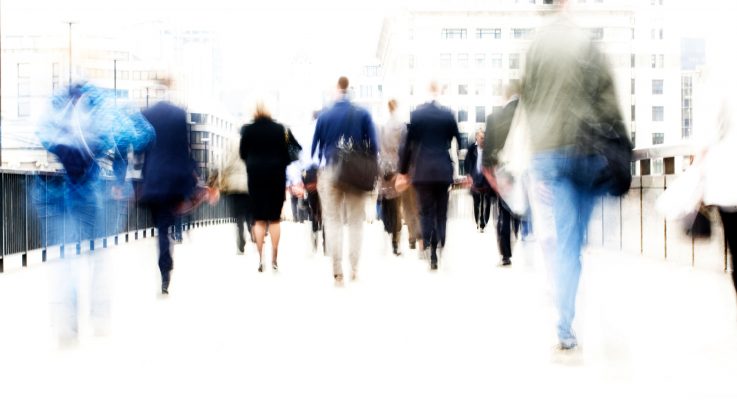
[253,100,272,120]
[428,80,441,99]
[504,80,521,101]
[475,127,485,144]
[337,76,350,94]
[387,99,398,114]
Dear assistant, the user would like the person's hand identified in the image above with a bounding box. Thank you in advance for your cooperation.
[289,184,305,198]
[395,174,410,193]
[482,167,499,192]
[207,187,220,205]
[463,175,473,189]
[111,185,125,200]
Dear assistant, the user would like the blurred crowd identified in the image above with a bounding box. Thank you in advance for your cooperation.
[30,1,737,361]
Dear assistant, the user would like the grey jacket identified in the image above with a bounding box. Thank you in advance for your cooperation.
[522,15,624,153]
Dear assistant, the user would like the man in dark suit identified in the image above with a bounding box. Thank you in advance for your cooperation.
[464,128,494,232]
[139,79,198,295]
[398,82,461,270]
[483,82,520,266]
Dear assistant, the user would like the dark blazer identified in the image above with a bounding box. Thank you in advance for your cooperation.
[463,143,491,190]
[398,101,461,185]
[139,101,197,204]
[482,99,519,169]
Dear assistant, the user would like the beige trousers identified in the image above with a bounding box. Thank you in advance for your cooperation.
[318,167,367,277]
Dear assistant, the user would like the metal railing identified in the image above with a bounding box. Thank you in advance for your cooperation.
[0,170,233,272]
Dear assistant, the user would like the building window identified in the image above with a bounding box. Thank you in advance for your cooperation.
[475,106,486,123]
[408,55,415,69]
[492,80,503,96]
[458,84,468,95]
[651,0,664,5]
[630,54,636,68]
[589,28,604,40]
[190,113,208,124]
[441,28,467,40]
[631,105,636,121]
[631,78,636,95]
[651,28,664,40]
[652,132,664,145]
[440,53,451,67]
[457,108,468,122]
[652,106,664,122]
[631,131,636,146]
[476,28,501,39]
[475,80,485,96]
[652,79,664,95]
[475,53,486,67]
[458,53,469,68]
[364,65,380,77]
[18,101,30,117]
[490,53,502,69]
[190,130,209,144]
[651,54,665,68]
[512,28,534,40]
[509,54,520,69]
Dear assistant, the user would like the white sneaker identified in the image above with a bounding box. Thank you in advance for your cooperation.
[551,344,583,366]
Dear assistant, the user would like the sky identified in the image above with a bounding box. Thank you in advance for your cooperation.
[3,0,736,114]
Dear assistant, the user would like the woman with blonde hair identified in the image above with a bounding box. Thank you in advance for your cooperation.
[239,101,301,272]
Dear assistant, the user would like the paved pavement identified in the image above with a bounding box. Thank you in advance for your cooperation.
[1,218,736,399]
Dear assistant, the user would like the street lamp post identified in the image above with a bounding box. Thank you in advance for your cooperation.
[64,21,77,92]
[113,59,119,105]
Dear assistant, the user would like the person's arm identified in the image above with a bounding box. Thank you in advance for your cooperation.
[310,118,322,162]
[239,125,248,162]
[365,112,379,156]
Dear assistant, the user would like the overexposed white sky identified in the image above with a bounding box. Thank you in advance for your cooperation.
[2,0,735,108]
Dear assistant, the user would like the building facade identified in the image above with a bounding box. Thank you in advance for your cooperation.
[376,0,681,174]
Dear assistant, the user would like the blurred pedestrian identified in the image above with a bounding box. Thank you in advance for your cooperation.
[311,76,379,286]
[483,82,521,266]
[465,127,493,233]
[139,79,198,296]
[240,101,299,272]
[397,81,461,270]
[35,82,154,345]
[379,99,406,256]
[220,137,253,254]
[520,2,628,354]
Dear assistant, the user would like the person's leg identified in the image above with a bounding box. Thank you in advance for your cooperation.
[529,153,594,349]
[345,190,366,279]
[435,183,450,250]
[253,221,267,271]
[290,195,299,222]
[414,184,434,256]
[318,168,344,281]
[388,197,402,255]
[153,204,175,294]
[471,192,481,229]
[497,200,512,264]
[481,192,492,231]
[233,194,246,253]
[268,221,281,269]
[719,209,737,295]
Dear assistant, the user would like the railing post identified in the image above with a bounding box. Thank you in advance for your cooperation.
[22,174,28,267]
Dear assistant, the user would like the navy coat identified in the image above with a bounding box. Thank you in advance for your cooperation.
[398,101,461,185]
[139,101,197,204]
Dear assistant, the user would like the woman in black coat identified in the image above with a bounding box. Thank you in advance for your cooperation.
[239,102,300,272]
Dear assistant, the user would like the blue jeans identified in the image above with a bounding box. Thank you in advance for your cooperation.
[528,148,604,347]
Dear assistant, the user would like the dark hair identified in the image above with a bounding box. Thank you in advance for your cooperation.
[338,76,349,92]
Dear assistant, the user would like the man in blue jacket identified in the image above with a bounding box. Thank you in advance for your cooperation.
[397,82,461,270]
[311,76,379,286]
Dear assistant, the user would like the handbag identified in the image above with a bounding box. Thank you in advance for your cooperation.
[334,106,379,192]
[494,104,531,216]
[685,206,712,239]
[575,120,633,196]
[284,125,301,163]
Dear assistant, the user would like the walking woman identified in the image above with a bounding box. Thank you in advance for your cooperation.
[239,101,300,272]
